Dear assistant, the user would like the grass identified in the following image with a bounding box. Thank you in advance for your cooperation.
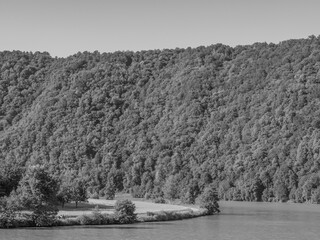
[1,195,208,228]
[58,202,112,211]
[57,201,114,218]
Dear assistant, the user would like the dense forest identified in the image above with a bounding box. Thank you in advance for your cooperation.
[1,35,320,205]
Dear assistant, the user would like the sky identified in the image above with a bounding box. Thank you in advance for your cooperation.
[1,0,320,57]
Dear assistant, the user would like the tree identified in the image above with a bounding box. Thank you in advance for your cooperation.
[199,186,220,215]
[15,165,59,226]
[3,38,320,206]
[251,177,265,201]
[0,162,23,196]
[70,179,87,208]
[163,175,180,201]
[104,181,116,200]
[114,199,137,223]
[57,182,73,208]
[183,180,200,204]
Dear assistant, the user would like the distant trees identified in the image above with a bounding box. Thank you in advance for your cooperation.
[2,36,320,206]
[163,175,180,201]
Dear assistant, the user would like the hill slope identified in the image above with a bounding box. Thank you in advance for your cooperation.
[1,36,320,203]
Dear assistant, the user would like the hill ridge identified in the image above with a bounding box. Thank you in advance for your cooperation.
[1,36,320,203]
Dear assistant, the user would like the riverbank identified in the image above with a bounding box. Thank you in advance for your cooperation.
[1,198,208,228]
[3,201,320,240]
[57,198,207,226]
[58,199,198,216]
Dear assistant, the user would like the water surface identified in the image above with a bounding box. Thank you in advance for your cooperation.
[1,201,320,240]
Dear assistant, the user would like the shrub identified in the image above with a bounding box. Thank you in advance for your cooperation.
[63,218,80,226]
[0,203,17,228]
[25,206,58,227]
[76,212,117,225]
[90,206,105,224]
[114,199,137,223]
[101,214,116,224]
[311,187,320,204]
[77,214,93,225]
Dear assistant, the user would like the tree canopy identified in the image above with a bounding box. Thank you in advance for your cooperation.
[1,36,320,204]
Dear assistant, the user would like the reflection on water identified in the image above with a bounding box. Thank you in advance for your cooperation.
[1,201,320,240]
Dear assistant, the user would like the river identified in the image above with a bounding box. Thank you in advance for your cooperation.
[1,201,320,240]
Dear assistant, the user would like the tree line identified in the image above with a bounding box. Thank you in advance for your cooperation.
[1,36,320,208]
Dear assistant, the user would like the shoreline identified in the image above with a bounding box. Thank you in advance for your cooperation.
[58,199,207,225]
[57,198,203,218]
[1,199,208,228]
[88,199,207,224]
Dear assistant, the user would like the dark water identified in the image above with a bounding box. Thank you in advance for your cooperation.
[1,201,320,240]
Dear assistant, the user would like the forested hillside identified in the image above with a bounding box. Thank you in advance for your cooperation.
[1,36,320,204]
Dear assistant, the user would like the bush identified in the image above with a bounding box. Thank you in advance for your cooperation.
[142,210,196,222]
[77,214,93,225]
[90,206,105,224]
[25,207,58,227]
[76,212,117,225]
[199,187,220,215]
[101,214,116,224]
[0,204,17,228]
[114,199,137,223]
[63,218,80,226]
[311,187,320,204]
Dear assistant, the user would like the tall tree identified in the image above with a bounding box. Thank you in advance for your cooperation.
[14,165,59,226]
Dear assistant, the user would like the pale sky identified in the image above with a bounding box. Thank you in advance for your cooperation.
[1,0,320,57]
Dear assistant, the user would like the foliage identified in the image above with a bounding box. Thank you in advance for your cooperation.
[199,187,220,214]
[70,180,87,208]
[1,36,320,205]
[14,165,59,226]
[141,209,206,222]
[114,199,137,223]
[0,198,17,228]
[104,182,116,200]
[25,206,58,227]
[163,175,180,201]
